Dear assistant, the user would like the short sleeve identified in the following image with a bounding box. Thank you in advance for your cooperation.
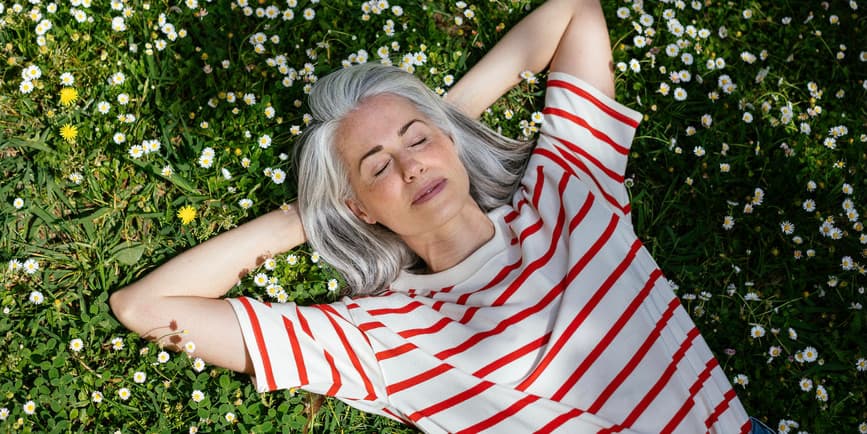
[226,296,394,416]
[538,72,643,216]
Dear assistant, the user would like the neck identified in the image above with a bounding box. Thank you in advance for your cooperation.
[402,202,494,273]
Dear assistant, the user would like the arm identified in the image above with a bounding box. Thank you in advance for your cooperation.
[445,0,615,118]
[109,205,306,373]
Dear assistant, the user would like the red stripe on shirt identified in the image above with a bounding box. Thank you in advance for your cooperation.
[599,327,702,433]
[705,388,742,432]
[544,106,629,156]
[367,300,424,316]
[588,293,680,414]
[386,363,452,395]
[551,239,645,401]
[317,305,377,400]
[454,394,540,434]
[472,332,552,379]
[553,133,624,182]
[531,165,546,208]
[547,79,640,129]
[661,358,719,433]
[323,350,342,396]
[358,321,386,332]
[536,408,587,432]
[376,342,417,361]
[534,147,629,215]
[569,191,595,233]
[281,315,309,386]
[408,381,496,422]
[237,297,277,391]
[516,213,622,391]
[399,317,452,339]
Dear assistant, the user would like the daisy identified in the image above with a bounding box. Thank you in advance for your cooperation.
[157,351,170,363]
[13,197,24,209]
[673,87,687,101]
[19,80,35,94]
[0,407,7,420]
[780,221,795,234]
[29,291,44,304]
[91,391,104,403]
[23,258,39,274]
[802,346,818,362]
[722,215,735,230]
[133,371,146,383]
[750,325,765,338]
[97,101,111,114]
[815,385,828,402]
[271,169,286,184]
[239,198,253,209]
[23,400,36,415]
[128,145,144,159]
[191,390,205,403]
[161,165,174,177]
[327,279,339,291]
[799,378,813,391]
[258,134,271,149]
[226,412,237,423]
[118,387,131,400]
[303,8,315,20]
[111,337,124,350]
[69,338,84,352]
[192,357,206,372]
[856,358,867,372]
[253,273,269,287]
[287,254,298,265]
[310,252,321,263]
[184,341,196,354]
[732,374,749,387]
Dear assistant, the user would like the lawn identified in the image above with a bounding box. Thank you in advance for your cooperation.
[1,0,865,432]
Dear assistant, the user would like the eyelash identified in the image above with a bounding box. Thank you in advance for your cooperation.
[373,137,427,177]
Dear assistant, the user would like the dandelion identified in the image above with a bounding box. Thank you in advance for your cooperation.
[91,391,104,403]
[118,387,131,400]
[23,400,36,415]
[59,87,79,106]
[177,206,196,225]
[69,338,84,352]
[191,390,205,403]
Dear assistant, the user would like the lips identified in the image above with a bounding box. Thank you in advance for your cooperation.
[412,178,446,205]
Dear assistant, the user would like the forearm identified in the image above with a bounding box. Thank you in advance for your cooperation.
[447,0,610,117]
[120,205,305,300]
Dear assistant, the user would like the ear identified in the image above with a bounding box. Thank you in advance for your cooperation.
[345,198,377,225]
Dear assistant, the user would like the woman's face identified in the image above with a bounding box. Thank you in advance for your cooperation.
[336,93,475,238]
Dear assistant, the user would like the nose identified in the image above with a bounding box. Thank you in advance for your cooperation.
[399,154,425,183]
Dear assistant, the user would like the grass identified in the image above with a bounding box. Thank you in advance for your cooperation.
[1,0,866,432]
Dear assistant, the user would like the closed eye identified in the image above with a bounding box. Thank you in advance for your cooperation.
[374,160,390,177]
[411,137,427,147]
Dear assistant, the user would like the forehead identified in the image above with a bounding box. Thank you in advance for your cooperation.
[335,93,426,158]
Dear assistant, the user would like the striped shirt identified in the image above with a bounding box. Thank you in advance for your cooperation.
[227,72,751,433]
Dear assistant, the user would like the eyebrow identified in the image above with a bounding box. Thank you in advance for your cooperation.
[357,118,423,170]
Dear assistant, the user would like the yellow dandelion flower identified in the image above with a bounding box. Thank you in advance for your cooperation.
[59,124,78,143]
[59,87,79,106]
[177,205,197,225]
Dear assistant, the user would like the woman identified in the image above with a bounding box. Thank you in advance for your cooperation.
[111,0,765,432]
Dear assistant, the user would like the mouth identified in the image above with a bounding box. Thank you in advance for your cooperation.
[412,178,446,205]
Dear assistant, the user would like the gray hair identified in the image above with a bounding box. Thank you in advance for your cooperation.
[295,63,533,295]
